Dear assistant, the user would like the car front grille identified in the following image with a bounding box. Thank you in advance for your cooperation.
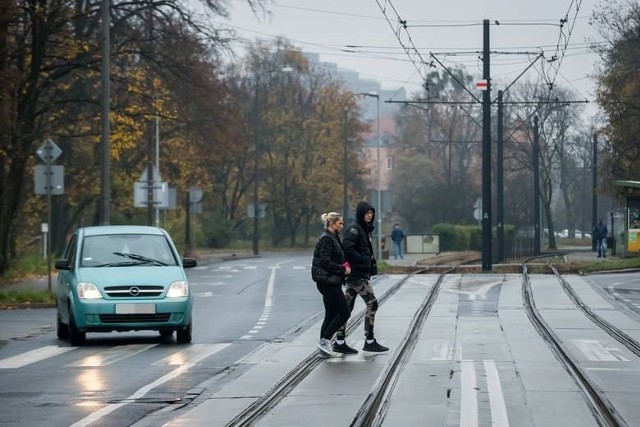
[104,285,164,298]
[99,313,171,323]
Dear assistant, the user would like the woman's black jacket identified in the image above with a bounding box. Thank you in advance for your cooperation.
[311,231,347,287]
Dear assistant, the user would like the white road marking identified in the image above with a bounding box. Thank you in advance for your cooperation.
[193,292,214,297]
[70,344,157,367]
[460,360,478,427]
[443,281,501,300]
[241,261,289,338]
[573,339,630,362]
[71,343,229,427]
[151,343,228,367]
[484,360,510,427]
[0,346,77,369]
[426,341,462,361]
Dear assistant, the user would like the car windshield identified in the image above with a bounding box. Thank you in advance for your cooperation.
[80,234,178,267]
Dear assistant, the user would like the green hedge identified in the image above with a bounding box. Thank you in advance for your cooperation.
[432,223,516,251]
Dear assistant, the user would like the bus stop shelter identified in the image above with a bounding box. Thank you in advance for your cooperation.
[613,180,640,255]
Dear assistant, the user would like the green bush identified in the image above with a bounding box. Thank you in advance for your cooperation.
[432,223,471,251]
[200,212,233,248]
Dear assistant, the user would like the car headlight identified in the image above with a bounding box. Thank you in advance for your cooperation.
[77,282,102,299]
[167,280,189,298]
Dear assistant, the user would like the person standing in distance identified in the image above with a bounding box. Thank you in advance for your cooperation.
[311,212,354,356]
[593,219,608,258]
[391,223,405,260]
[336,201,389,353]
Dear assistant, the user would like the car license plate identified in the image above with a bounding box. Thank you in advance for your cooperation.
[115,303,156,314]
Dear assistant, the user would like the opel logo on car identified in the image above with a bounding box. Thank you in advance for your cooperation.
[129,286,140,296]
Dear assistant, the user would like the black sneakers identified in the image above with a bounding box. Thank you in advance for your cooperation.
[363,339,389,353]
[333,342,358,354]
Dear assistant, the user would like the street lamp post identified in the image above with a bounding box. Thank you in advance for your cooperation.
[343,107,349,220]
[252,76,262,256]
[358,92,382,262]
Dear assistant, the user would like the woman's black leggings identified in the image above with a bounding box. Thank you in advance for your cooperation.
[317,283,351,340]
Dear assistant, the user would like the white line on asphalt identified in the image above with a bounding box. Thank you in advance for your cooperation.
[460,360,478,427]
[71,343,229,427]
[484,360,510,427]
[573,339,630,362]
[70,344,157,367]
[0,345,77,369]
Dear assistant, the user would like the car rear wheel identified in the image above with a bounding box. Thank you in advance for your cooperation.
[68,307,86,346]
[56,311,69,340]
[176,324,192,344]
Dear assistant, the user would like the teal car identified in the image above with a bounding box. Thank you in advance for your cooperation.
[55,225,196,345]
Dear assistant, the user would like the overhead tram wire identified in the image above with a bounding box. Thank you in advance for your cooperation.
[375,0,433,90]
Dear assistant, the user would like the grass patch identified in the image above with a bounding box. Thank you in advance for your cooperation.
[0,288,55,305]
[0,254,49,286]
[574,256,640,273]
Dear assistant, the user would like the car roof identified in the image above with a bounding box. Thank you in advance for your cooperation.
[78,225,167,237]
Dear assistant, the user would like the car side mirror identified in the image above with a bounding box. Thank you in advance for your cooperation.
[55,259,71,270]
[182,257,197,268]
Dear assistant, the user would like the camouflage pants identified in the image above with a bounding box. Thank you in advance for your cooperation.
[336,277,379,340]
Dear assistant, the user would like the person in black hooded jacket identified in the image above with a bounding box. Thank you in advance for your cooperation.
[335,201,389,353]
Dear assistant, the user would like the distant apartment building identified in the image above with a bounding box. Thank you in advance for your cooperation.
[303,52,407,226]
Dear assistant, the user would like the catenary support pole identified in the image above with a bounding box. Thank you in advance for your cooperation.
[481,19,492,271]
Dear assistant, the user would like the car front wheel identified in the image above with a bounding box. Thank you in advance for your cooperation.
[176,324,192,344]
[68,306,86,346]
[56,311,69,340]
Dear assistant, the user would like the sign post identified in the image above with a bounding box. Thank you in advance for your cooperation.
[36,139,63,292]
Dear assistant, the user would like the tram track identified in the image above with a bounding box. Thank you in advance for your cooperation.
[521,259,630,427]
[226,255,477,427]
[225,273,418,427]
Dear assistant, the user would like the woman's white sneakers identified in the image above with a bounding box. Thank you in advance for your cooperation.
[317,338,338,356]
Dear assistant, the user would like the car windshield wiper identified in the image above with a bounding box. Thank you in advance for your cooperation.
[112,251,168,266]
[94,261,147,267]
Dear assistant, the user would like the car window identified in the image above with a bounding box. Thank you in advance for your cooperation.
[80,234,178,267]
[65,234,78,267]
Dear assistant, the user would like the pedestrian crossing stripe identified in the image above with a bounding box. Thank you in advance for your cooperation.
[70,344,157,367]
[0,343,230,370]
[0,345,77,369]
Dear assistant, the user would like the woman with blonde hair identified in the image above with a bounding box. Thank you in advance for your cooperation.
[310,212,356,355]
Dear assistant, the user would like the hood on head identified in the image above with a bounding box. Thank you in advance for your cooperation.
[355,201,375,228]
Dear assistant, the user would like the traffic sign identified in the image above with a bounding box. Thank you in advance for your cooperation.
[189,187,203,203]
[36,139,62,163]
[133,181,169,207]
[35,165,64,195]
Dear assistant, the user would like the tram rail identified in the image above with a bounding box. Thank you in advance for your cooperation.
[226,254,478,427]
[521,259,629,427]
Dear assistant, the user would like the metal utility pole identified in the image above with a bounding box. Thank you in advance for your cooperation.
[481,19,492,271]
[343,107,349,220]
[592,132,598,251]
[375,95,382,263]
[533,116,541,255]
[100,0,110,225]
[252,79,261,256]
[497,90,504,262]
[146,8,155,226]
[357,92,382,262]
